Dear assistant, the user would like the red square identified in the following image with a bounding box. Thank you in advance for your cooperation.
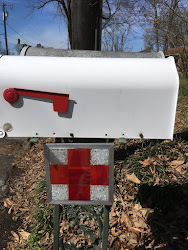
[69,185,90,200]
[68,149,90,167]
[69,167,90,185]
[90,165,109,185]
[50,165,69,184]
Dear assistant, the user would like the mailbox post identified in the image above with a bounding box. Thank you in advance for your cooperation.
[0,49,179,249]
[45,142,114,249]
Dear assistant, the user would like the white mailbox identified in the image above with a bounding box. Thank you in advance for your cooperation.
[0,55,179,139]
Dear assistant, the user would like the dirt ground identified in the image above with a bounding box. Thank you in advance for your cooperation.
[0,138,25,249]
[0,134,187,250]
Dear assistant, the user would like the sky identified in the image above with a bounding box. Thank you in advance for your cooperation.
[0,0,144,54]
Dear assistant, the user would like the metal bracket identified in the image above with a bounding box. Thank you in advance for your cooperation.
[53,204,111,250]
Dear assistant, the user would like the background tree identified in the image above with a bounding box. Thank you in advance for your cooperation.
[140,0,188,52]
[0,39,6,54]
[140,0,188,77]
[102,0,138,51]
[27,0,102,50]
[102,23,131,51]
[27,0,138,51]
[139,0,163,52]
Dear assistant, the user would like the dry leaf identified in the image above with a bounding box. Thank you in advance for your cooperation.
[24,156,31,161]
[129,227,143,235]
[134,219,148,229]
[119,234,127,242]
[139,157,154,167]
[19,231,30,241]
[45,232,50,242]
[149,166,155,175]
[109,235,117,247]
[110,211,116,217]
[121,212,132,227]
[4,198,14,208]
[19,208,30,212]
[70,236,79,245]
[163,140,171,143]
[25,215,30,221]
[111,227,121,237]
[154,173,160,186]
[169,160,184,166]
[133,203,142,211]
[119,195,126,210]
[126,238,137,247]
[140,208,149,218]
[11,231,19,242]
[8,207,13,214]
[126,173,140,184]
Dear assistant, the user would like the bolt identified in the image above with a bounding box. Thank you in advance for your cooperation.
[139,133,144,139]
[3,123,13,132]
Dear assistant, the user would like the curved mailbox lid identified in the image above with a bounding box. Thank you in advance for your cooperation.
[0,56,179,139]
[0,55,178,92]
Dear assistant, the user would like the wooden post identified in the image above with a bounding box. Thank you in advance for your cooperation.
[71,0,102,50]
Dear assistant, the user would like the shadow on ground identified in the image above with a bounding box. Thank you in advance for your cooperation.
[0,138,27,249]
[0,207,22,249]
[137,183,188,249]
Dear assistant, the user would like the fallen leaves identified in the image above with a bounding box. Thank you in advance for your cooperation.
[139,157,154,167]
[3,198,15,214]
[19,230,31,243]
[5,138,54,249]
[118,233,127,243]
[111,227,121,237]
[126,173,141,184]
[120,212,132,227]
[10,230,30,244]
[3,135,187,250]
[19,230,30,240]
[169,160,184,166]
[126,237,137,248]
[129,226,143,236]
[11,231,19,242]
[3,198,14,208]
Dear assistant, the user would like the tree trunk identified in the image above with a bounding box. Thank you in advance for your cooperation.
[163,0,179,53]
[71,0,102,50]
[153,0,159,52]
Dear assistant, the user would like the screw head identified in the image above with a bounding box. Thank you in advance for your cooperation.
[3,123,13,132]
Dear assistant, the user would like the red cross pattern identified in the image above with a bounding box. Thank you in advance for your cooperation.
[49,148,110,202]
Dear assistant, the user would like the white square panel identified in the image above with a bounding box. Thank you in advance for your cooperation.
[51,184,68,201]
[90,149,109,165]
[90,185,109,201]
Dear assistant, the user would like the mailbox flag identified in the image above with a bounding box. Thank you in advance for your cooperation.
[44,144,114,205]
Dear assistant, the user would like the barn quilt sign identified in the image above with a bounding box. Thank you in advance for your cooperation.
[44,143,114,205]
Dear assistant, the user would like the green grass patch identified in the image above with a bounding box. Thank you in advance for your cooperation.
[178,74,188,101]
[179,75,188,95]
[28,171,53,249]
[124,139,187,185]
